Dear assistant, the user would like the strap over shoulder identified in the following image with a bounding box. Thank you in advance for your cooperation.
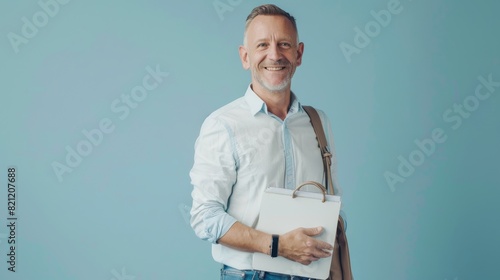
[303,106,354,280]
[302,106,335,195]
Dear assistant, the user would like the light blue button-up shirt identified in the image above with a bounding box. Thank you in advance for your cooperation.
[190,85,343,270]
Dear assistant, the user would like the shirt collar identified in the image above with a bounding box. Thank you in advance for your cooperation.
[244,84,302,117]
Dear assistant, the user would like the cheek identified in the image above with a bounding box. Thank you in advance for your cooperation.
[286,53,298,64]
[250,53,266,65]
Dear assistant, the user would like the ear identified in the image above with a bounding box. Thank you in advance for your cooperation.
[295,42,304,67]
[239,45,250,70]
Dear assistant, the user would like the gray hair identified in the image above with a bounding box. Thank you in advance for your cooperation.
[243,4,299,46]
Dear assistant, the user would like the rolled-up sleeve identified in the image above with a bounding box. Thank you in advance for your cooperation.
[189,117,238,244]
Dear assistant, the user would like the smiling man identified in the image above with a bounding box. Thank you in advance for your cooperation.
[239,13,302,120]
[190,4,352,280]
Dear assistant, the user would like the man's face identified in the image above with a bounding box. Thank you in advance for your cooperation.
[239,15,304,94]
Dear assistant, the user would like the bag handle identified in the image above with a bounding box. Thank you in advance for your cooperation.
[292,181,327,202]
[303,106,334,195]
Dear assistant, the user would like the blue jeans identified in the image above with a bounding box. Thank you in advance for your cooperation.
[220,265,319,280]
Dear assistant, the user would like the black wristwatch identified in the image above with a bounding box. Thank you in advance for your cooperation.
[270,234,279,258]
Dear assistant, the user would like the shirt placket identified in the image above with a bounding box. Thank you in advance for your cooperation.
[282,120,295,190]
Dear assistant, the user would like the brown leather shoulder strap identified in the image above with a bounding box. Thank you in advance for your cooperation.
[303,106,334,195]
[304,106,353,280]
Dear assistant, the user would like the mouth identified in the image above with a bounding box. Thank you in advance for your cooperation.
[264,66,286,71]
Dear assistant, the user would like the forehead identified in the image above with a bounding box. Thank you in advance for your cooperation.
[246,15,297,41]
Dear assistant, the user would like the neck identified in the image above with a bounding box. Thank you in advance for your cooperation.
[252,85,291,120]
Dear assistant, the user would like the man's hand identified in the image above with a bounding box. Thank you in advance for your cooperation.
[278,227,333,265]
[217,223,332,266]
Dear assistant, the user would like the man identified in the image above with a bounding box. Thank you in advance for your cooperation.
[190,4,348,279]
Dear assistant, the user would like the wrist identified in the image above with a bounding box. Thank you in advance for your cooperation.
[269,234,279,258]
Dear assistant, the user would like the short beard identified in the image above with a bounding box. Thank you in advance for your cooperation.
[254,68,293,93]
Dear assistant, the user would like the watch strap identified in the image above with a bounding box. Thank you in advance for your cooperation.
[270,234,279,258]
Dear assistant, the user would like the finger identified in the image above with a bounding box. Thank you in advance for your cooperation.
[309,255,320,262]
[316,240,334,251]
[307,243,332,258]
[312,248,331,258]
[305,238,333,252]
[300,259,312,266]
[302,254,319,264]
[304,245,331,259]
[303,226,323,237]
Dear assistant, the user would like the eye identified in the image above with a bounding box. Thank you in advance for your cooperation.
[257,42,268,48]
[279,42,292,49]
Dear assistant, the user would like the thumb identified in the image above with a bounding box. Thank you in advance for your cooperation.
[303,226,323,236]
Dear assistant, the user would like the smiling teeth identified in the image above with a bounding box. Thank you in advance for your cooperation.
[266,67,284,71]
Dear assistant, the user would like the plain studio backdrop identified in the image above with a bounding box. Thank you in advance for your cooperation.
[0,0,499,279]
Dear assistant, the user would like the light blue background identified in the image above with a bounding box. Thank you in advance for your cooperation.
[1,0,499,279]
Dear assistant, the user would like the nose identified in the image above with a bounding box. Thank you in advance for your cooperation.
[266,43,282,61]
